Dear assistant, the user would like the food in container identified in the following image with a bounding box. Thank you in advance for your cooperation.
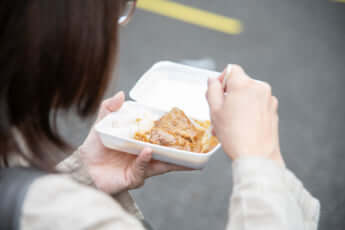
[96,61,222,169]
[134,107,219,153]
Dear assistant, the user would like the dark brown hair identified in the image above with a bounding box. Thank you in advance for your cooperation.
[0,1,123,170]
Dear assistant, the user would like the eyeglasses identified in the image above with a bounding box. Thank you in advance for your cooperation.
[118,0,137,26]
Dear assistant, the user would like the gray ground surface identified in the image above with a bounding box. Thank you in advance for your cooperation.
[61,0,345,229]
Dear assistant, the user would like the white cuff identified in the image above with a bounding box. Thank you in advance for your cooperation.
[232,156,286,189]
[284,170,320,230]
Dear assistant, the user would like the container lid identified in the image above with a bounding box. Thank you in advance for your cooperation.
[130,61,220,120]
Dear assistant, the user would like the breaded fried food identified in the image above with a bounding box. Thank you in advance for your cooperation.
[134,108,218,153]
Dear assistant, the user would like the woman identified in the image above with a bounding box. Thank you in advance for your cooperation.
[0,1,320,230]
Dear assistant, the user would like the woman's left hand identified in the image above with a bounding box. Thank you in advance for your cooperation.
[79,91,190,194]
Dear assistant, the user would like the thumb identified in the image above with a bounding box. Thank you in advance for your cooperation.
[97,91,125,121]
[207,77,224,114]
[128,148,153,187]
[225,65,250,91]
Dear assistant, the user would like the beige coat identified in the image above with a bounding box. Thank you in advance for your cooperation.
[7,151,320,230]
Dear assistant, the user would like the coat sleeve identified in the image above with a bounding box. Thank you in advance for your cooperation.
[20,175,146,230]
[226,157,320,230]
[56,150,144,220]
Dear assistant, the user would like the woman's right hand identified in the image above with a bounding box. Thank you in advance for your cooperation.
[206,65,285,167]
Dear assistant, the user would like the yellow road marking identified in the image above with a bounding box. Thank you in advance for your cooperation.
[137,0,243,35]
[333,0,345,2]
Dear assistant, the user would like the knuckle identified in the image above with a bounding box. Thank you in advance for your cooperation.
[261,82,272,95]
[247,79,259,92]
[233,78,252,91]
[272,96,279,110]
[252,81,271,96]
[232,64,245,73]
[247,78,256,87]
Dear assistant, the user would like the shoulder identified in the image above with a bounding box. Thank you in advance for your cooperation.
[21,174,145,230]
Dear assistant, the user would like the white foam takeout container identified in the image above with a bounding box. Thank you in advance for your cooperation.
[95,61,222,169]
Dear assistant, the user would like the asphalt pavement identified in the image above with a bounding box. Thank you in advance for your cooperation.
[60,0,345,229]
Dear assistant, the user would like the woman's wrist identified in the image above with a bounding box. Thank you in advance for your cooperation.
[271,152,286,168]
[228,150,286,168]
[77,145,124,193]
[77,144,140,194]
[56,148,95,186]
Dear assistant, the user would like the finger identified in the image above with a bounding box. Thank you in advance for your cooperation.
[125,148,152,189]
[212,128,216,136]
[206,64,231,100]
[226,65,250,91]
[106,91,125,112]
[132,148,153,177]
[146,161,194,177]
[271,113,284,167]
[269,96,279,112]
[154,161,193,172]
[207,77,224,114]
[221,64,233,91]
[97,91,125,121]
[272,114,279,144]
[217,68,227,85]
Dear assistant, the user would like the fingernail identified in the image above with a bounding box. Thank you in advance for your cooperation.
[145,147,153,153]
[146,148,153,157]
[226,64,232,75]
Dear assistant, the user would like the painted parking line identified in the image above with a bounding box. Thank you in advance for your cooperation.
[137,0,243,35]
